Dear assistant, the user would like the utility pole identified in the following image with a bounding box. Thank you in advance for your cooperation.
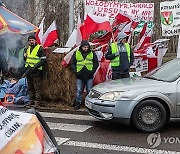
[69,0,74,36]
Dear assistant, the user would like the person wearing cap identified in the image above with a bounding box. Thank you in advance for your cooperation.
[24,35,47,107]
[105,32,134,80]
[71,40,99,110]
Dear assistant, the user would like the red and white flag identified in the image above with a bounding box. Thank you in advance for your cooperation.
[42,20,59,48]
[80,13,112,40]
[65,28,77,48]
[134,25,154,51]
[76,14,82,46]
[112,12,131,28]
[35,17,45,45]
[139,22,148,41]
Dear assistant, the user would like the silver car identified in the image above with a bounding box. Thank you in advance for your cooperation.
[85,58,180,132]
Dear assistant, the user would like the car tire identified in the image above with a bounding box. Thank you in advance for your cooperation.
[132,99,167,133]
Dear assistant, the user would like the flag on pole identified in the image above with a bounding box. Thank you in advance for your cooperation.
[80,13,112,40]
[76,14,82,46]
[42,20,59,48]
[35,17,45,45]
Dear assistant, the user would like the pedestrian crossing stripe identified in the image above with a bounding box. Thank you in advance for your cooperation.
[40,112,97,121]
[62,140,180,154]
[47,122,92,132]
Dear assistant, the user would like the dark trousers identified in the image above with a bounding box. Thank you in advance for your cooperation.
[26,76,42,101]
[112,72,130,80]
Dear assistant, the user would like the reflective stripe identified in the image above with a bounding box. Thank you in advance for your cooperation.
[110,42,131,67]
[25,45,42,70]
[76,50,93,72]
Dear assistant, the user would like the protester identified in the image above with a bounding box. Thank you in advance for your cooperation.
[24,35,47,107]
[71,40,99,110]
[105,32,134,80]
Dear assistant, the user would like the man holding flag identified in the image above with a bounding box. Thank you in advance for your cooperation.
[24,35,47,107]
[105,32,134,80]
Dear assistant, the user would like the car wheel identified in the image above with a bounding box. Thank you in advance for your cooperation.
[132,99,167,133]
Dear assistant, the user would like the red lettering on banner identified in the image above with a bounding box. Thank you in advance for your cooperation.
[94,12,106,17]
[104,2,109,7]
[113,2,119,8]
[85,0,90,5]
[132,9,139,15]
[124,3,128,9]
[119,3,125,8]
[104,8,108,13]
[108,8,113,13]
[114,8,119,14]
[104,8,109,13]
[142,10,151,16]
[97,7,103,12]
[99,1,103,6]
[109,1,114,7]
[124,10,128,16]
[137,3,142,8]
[149,4,154,8]
[109,13,115,18]
[90,0,95,6]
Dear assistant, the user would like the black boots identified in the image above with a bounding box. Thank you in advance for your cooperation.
[74,100,81,110]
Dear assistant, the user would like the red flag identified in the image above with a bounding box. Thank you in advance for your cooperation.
[80,13,112,40]
[35,17,45,45]
[42,20,59,48]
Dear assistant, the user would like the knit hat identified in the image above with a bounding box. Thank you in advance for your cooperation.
[28,35,36,41]
[80,40,90,46]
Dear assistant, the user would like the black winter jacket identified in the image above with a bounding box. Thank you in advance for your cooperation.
[71,49,99,80]
[105,42,134,74]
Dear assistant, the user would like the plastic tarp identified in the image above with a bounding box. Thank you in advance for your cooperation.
[0,78,29,104]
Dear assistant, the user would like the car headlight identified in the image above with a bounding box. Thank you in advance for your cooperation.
[98,92,122,101]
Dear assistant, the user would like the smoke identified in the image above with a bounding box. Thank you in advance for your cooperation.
[0,33,27,75]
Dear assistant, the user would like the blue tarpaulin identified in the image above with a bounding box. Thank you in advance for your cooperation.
[0,78,29,104]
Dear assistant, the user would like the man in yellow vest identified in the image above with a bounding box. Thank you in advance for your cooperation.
[24,35,47,107]
[105,32,134,80]
[71,40,99,110]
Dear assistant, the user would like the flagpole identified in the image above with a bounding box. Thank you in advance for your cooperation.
[111,32,115,43]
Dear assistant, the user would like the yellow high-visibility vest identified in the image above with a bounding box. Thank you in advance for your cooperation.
[25,45,42,70]
[110,42,130,67]
[76,50,93,72]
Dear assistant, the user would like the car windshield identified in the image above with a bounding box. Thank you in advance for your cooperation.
[145,59,180,82]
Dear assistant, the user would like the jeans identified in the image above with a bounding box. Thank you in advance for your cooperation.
[76,79,93,103]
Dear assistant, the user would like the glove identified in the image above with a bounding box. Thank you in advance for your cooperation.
[114,52,120,56]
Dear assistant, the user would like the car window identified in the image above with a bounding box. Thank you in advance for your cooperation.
[145,59,180,82]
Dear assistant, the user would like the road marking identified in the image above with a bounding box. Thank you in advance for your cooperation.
[55,137,70,145]
[40,112,97,121]
[47,122,92,132]
[63,140,180,154]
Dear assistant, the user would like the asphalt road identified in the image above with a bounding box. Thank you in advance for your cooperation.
[37,109,180,154]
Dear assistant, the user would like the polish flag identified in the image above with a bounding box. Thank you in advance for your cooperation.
[65,28,77,48]
[134,25,154,51]
[80,13,112,40]
[35,17,45,45]
[112,13,131,28]
[139,22,148,40]
[42,20,59,48]
[61,46,79,67]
